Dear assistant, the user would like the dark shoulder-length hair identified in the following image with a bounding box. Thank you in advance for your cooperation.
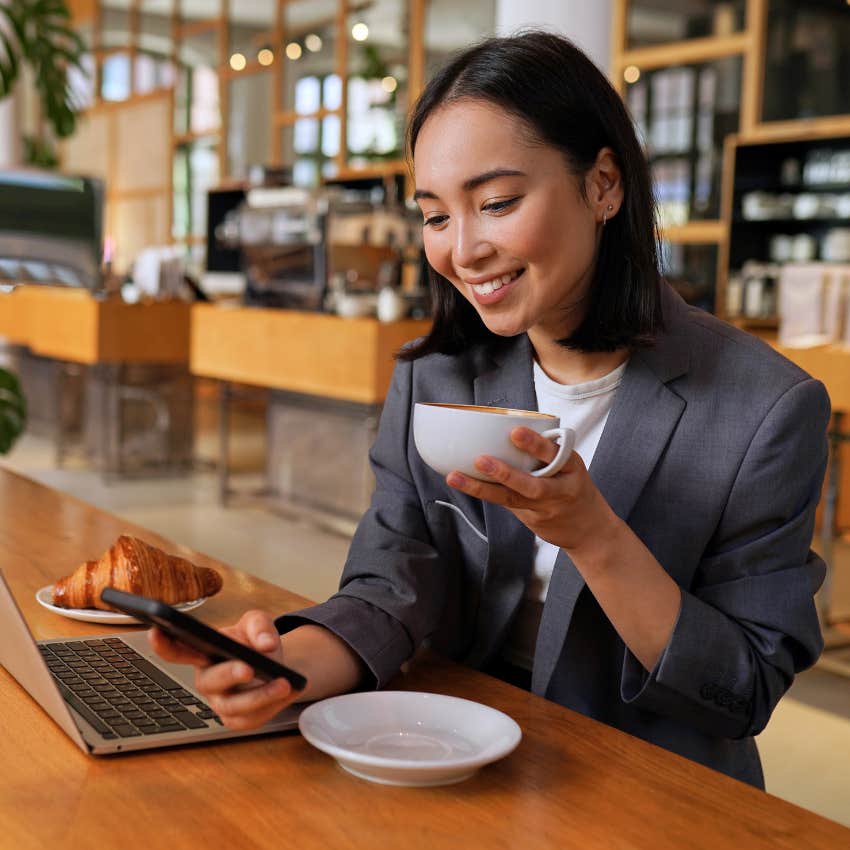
[399,30,663,361]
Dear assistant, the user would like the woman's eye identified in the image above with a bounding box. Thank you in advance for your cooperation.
[423,215,449,227]
[483,197,520,214]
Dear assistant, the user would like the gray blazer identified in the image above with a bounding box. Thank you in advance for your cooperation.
[277,284,829,788]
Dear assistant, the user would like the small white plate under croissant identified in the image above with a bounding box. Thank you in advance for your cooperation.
[36,535,223,625]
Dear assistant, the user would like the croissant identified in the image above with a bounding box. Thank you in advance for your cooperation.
[52,535,223,610]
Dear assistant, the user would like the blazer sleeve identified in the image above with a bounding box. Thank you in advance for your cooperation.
[275,356,450,688]
[619,376,830,739]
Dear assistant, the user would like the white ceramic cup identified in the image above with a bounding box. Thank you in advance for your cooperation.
[413,402,576,481]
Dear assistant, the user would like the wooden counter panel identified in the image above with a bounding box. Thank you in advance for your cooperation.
[16,287,101,362]
[758,333,850,532]
[96,297,190,364]
[0,288,31,344]
[0,288,190,364]
[190,304,430,404]
[769,340,850,413]
[2,468,850,850]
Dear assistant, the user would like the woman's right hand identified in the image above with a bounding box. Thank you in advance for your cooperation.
[148,609,299,731]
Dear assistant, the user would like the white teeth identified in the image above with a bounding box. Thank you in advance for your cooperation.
[470,269,521,295]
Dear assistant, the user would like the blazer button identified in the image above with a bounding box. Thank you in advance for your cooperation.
[699,683,716,700]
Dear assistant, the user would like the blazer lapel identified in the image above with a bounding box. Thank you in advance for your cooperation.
[466,335,537,667]
[532,285,691,695]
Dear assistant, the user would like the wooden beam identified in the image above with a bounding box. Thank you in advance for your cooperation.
[617,33,749,73]
[67,0,97,27]
[610,0,629,95]
[740,116,850,145]
[334,0,349,175]
[740,0,767,134]
[716,133,740,318]
[409,0,426,106]
[659,221,725,244]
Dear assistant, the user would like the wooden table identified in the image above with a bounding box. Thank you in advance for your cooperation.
[1,469,849,849]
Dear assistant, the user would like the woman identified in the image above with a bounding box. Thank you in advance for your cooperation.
[152,31,829,787]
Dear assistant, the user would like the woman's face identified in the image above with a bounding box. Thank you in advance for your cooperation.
[414,99,615,342]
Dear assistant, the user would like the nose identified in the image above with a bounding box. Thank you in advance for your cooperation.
[452,217,495,270]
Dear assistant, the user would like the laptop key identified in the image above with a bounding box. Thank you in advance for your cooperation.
[152,723,186,733]
[125,657,184,691]
[58,685,114,737]
[122,710,146,721]
[170,711,209,730]
[110,724,142,737]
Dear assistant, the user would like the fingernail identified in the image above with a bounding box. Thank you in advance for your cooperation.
[477,457,495,473]
[235,663,252,678]
[514,429,531,445]
[258,632,277,651]
[271,679,290,696]
[447,472,466,487]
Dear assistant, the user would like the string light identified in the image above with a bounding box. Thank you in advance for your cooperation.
[286,42,302,60]
[381,76,397,93]
[351,23,369,41]
[258,48,274,66]
[305,34,323,52]
[624,65,640,84]
[229,52,246,71]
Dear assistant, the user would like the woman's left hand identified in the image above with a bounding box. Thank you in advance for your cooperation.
[446,426,617,555]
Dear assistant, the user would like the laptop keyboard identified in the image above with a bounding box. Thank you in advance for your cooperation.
[39,638,221,740]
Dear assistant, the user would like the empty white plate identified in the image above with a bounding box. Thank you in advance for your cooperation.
[36,586,207,625]
[298,691,522,786]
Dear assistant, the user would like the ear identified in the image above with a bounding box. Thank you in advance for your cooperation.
[586,147,624,224]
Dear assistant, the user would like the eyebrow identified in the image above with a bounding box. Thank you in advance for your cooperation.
[413,168,526,201]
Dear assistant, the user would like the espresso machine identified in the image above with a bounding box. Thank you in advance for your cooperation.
[212,180,427,314]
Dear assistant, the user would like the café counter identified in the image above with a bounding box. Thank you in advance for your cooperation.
[190,303,431,526]
[2,467,849,850]
[0,286,192,474]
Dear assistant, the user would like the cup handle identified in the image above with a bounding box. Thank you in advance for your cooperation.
[530,428,576,478]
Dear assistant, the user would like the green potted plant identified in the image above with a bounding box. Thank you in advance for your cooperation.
[0,367,25,453]
[0,1,79,447]
[0,0,88,156]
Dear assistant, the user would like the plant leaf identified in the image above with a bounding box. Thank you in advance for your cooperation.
[0,368,27,455]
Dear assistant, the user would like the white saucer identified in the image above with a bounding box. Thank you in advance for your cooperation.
[35,586,207,625]
[298,691,521,787]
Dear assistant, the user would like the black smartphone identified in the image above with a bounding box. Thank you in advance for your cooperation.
[100,587,307,691]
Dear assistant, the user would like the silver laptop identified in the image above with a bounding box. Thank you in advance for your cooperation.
[0,571,301,754]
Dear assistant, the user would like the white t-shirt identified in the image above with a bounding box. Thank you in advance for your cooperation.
[501,358,629,671]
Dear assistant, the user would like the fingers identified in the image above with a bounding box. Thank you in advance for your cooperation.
[148,611,293,732]
[233,609,283,656]
[147,626,211,667]
[195,661,294,731]
[510,427,558,464]
[451,451,556,502]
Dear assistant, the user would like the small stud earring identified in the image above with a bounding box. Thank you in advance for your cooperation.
[602,203,614,226]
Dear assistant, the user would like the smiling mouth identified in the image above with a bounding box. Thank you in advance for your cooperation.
[468,268,525,296]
